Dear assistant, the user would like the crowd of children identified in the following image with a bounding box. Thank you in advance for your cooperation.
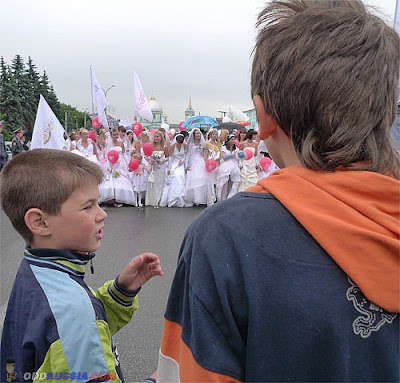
[65,125,279,208]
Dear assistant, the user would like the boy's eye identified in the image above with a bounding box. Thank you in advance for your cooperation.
[83,205,92,210]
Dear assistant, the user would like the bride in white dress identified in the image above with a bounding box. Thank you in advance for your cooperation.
[76,129,98,163]
[160,134,187,208]
[184,128,209,206]
[145,131,168,207]
[105,129,135,206]
[216,134,241,201]
[205,128,221,206]
[238,129,259,192]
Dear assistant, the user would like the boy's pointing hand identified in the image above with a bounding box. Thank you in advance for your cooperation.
[118,253,163,291]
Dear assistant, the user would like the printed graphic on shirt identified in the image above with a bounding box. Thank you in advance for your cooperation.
[346,278,397,338]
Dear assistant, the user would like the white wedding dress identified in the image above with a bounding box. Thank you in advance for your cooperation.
[160,146,186,208]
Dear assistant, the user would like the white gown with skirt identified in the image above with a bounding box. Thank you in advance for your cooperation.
[145,151,166,207]
[205,142,221,206]
[106,146,135,205]
[160,146,186,207]
[185,144,209,206]
[216,147,241,201]
[238,146,259,192]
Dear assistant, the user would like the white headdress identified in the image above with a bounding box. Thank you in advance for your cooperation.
[187,128,205,152]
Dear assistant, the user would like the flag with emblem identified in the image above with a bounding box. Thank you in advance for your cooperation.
[91,67,110,129]
[133,70,153,122]
[30,95,66,150]
[229,105,250,123]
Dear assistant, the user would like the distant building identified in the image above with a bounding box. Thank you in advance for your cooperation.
[137,95,168,130]
[243,108,258,130]
[184,96,195,121]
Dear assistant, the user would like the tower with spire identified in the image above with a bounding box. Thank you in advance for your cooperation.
[184,95,195,120]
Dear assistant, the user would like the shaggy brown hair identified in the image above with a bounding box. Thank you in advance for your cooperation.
[1,149,104,245]
[251,0,400,175]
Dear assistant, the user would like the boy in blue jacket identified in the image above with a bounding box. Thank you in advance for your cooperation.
[1,149,163,382]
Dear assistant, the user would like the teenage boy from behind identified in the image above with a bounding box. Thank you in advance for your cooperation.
[156,0,399,382]
[1,149,163,383]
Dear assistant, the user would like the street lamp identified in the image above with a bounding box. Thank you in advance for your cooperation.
[218,110,227,118]
[84,108,88,128]
[104,85,115,117]
[104,85,115,97]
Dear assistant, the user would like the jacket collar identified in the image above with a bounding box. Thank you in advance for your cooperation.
[24,248,95,278]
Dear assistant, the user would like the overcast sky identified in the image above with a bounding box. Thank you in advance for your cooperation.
[1,0,397,123]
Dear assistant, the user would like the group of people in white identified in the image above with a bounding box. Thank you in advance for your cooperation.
[65,125,279,208]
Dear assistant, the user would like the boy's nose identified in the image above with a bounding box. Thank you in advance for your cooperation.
[97,206,107,221]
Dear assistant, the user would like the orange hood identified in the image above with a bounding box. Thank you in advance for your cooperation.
[247,165,400,313]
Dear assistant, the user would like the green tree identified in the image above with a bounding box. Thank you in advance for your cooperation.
[12,55,36,134]
[0,58,23,134]
[39,70,61,121]
[26,56,41,103]
[60,103,91,133]
[47,85,62,120]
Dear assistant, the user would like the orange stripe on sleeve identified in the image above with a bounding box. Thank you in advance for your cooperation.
[160,319,242,383]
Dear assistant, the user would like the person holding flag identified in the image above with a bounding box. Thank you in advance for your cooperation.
[0,122,8,170]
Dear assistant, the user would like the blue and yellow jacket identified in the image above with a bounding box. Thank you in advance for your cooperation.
[1,248,139,383]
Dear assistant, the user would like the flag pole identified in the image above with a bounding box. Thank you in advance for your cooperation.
[133,68,137,122]
[90,65,94,114]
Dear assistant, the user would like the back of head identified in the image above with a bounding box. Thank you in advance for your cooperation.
[1,149,104,245]
[251,0,400,174]
[246,129,256,140]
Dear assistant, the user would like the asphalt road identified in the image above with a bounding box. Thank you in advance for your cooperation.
[1,204,206,382]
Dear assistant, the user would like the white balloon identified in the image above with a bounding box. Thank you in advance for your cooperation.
[161,123,170,130]
[222,116,231,123]
[169,128,176,135]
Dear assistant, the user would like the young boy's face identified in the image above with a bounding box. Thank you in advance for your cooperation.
[45,182,107,253]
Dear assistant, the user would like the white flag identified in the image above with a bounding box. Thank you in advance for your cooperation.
[229,105,250,122]
[30,95,66,150]
[91,67,109,129]
[133,70,153,122]
[119,116,131,128]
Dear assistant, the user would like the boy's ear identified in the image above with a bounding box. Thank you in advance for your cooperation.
[253,95,278,140]
[24,208,52,238]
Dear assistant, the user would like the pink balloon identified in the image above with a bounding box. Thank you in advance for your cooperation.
[205,159,217,172]
[235,140,240,149]
[132,122,143,136]
[107,150,119,165]
[88,130,96,141]
[128,158,140,171]
[143,142,154,156]
[178,121,184,128]
[243,149,253,160]
[92,117,101,129]
[260,157,272,171]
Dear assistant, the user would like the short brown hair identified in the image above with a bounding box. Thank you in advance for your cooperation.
[1,149,104,245]
[251,0,400,174]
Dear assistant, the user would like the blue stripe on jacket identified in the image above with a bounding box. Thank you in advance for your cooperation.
[30,265,109,379]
